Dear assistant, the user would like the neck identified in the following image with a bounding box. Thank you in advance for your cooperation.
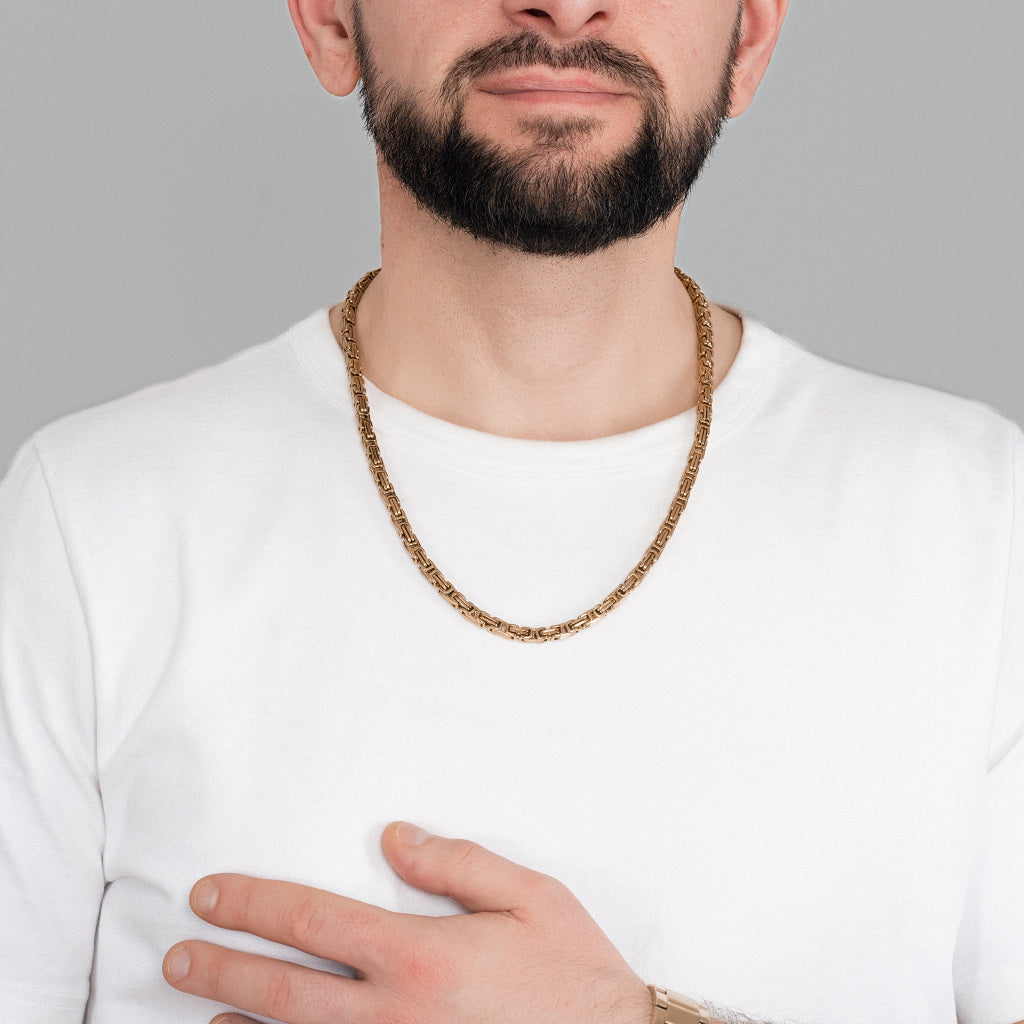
[330,168,741,441]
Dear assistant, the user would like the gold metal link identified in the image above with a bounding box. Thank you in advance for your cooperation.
[338,267,713,643]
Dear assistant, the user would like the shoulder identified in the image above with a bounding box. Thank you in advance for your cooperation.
[24,309,336,490]
[740,317,1022,471]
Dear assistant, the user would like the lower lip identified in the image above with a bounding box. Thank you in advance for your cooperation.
[481,89,624,106]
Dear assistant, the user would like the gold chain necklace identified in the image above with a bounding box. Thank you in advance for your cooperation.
[338,267,713,643]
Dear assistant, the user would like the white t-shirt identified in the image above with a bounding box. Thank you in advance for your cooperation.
[1,311,1022,1024]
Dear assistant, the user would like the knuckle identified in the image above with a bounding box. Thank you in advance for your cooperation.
[284,892,331,948]
[204,946,233,995]
[263,966,297,1019]
[448,839,485,871]
[447,840,497,890]
[229,878,261,927]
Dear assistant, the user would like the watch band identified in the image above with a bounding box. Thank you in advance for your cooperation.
[648,985,712,1024]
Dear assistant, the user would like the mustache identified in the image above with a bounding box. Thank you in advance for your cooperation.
[439,32,666,106]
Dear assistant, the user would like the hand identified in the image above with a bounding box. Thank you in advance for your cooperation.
[163,822,652,1024]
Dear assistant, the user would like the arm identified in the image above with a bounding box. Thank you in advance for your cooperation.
[0,441,106,1021]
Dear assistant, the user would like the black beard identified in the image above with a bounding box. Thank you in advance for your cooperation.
[353,16,738,257]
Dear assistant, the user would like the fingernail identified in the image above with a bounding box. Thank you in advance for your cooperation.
[164,945,191,983]
[397,821,431,846]
[191,878,219,915]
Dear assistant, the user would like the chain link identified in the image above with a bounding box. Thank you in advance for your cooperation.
[338,267,714,643]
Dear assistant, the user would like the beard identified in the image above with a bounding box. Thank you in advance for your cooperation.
[352,9,740,257]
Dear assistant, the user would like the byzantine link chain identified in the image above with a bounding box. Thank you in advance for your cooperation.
[338,267,713,643]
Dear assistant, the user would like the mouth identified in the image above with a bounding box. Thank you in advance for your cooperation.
[475,68,630,104]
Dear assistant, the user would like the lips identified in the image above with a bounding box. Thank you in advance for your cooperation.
[475,69,629,97]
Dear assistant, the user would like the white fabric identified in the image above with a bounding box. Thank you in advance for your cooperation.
[1,310,1021,1024]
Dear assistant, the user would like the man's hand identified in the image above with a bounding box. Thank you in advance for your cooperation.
[163,822,652,1024]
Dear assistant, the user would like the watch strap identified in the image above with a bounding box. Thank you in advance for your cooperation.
[648,985,711,1024]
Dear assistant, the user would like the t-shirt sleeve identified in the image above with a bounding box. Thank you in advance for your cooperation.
[953,427,1024,1024]
[0,440,105,1022]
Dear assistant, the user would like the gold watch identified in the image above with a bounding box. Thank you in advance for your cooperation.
[648,986,712,1024]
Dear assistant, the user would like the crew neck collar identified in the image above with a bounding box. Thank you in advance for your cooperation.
[291,306,780,479]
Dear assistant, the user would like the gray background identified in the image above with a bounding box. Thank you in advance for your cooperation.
[2,1,1022,471]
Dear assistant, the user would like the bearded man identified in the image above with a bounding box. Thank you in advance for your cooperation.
[0,1,1021,1023]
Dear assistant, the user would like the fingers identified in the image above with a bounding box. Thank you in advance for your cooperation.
[163,940,362,1024]
[381,821,566,914]
[188,873,393,969]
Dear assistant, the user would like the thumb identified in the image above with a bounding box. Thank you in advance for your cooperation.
[381,822,555,914]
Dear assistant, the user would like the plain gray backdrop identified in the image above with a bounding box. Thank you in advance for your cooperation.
[2,1,1022,471]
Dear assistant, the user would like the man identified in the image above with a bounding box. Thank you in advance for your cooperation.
[0,0,1021,1022]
